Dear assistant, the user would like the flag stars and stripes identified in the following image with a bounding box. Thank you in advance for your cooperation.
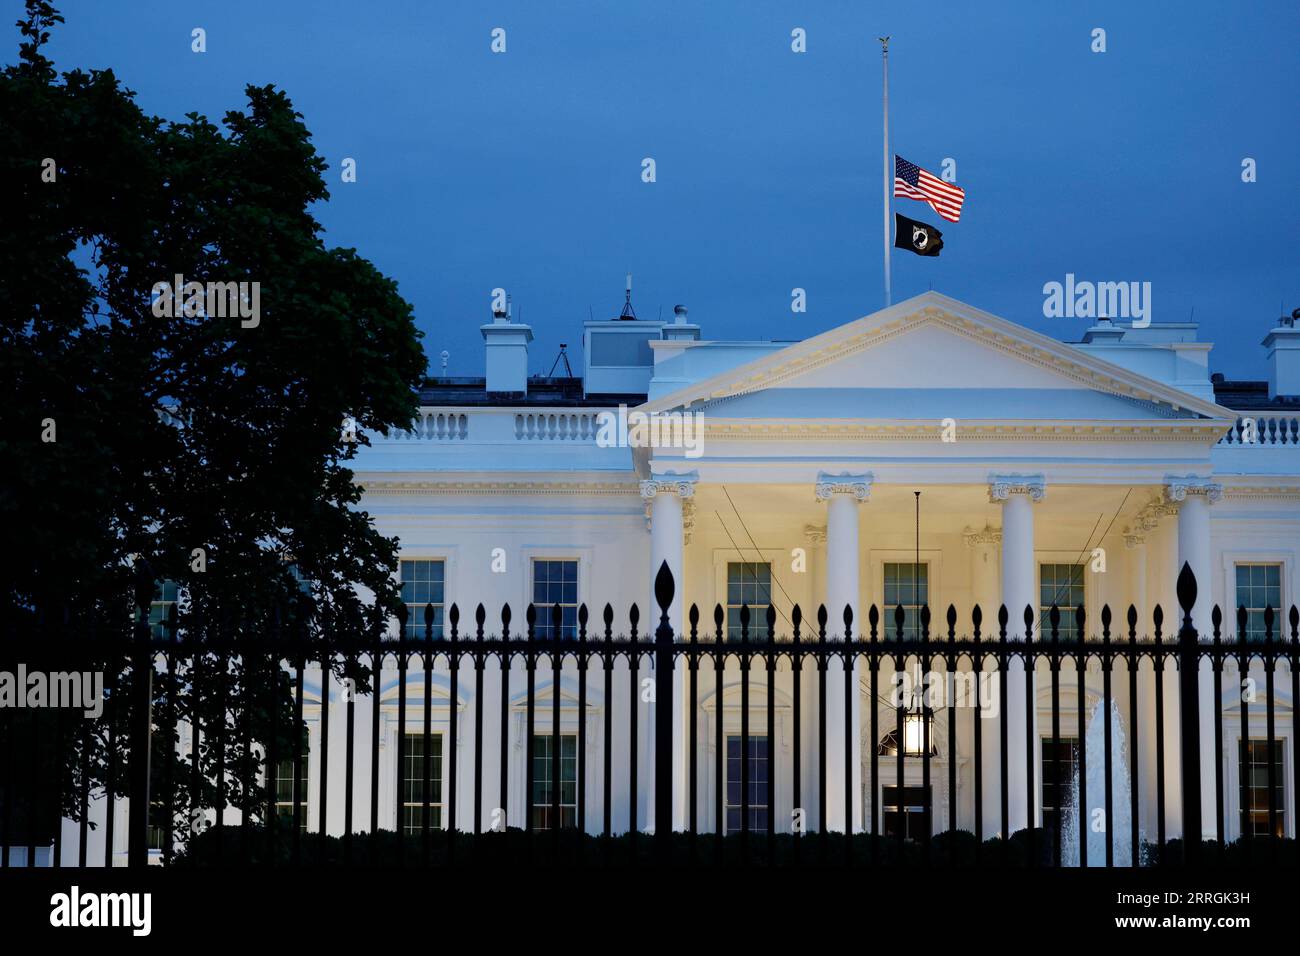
[894,155,965,223]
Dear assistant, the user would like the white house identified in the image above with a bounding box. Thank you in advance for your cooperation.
[57,290,1300,865]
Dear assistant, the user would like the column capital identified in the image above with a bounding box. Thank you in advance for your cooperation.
[803,523,827,544]
[1163,476,1223,505]
[962,523,1002,547]
[1132,493,1178,531]
[988,474,1046,503]
[640,470,699,500]
[814,471,873,502]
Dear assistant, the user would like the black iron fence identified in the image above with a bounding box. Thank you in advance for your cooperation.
[2,562,1297,867]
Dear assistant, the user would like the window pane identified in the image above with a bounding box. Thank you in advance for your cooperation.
[1040,564,1085,638]
[532,734,578,829]
[724,735,770,833]
[1238,739,1285,838]
[1235,563,1283,641]
[883,563,928,639]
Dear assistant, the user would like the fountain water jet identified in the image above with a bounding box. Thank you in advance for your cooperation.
[1061,696,1140,866]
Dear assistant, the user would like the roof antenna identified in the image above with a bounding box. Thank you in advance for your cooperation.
[620,271,637,320]
[548,343,574,378]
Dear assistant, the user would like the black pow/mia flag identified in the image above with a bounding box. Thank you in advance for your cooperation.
[894,212,944,257]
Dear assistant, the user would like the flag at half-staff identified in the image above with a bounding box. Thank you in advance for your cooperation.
[894,155,965,223]
[894,212,944,257]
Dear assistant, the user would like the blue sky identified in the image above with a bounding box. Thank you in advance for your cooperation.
[35,0,1300,380]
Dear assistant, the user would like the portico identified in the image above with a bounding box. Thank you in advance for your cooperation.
[635,294,1235,836]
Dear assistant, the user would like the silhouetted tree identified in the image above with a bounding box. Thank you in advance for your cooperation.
[0,1,426,851]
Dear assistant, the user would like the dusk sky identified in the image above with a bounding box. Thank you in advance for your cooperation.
[36,0,1299,380]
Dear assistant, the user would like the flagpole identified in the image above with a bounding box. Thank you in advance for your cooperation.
[880,36,892,307]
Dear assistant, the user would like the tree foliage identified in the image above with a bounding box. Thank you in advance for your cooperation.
[0,1,426,845]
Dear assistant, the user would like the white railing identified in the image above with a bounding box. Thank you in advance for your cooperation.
[514,412,600,441]
[385,412,468,441]
[1218,415,1300,446]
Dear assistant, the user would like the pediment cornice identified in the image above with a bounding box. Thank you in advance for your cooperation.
[693,420,1230,442]
[641,293,1235,424]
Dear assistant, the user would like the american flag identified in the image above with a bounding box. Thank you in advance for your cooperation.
[894,155,965,223]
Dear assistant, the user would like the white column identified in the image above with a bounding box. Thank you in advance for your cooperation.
[641,471,697,835]
[803,524,827,824]
[641,472,696,631]
[815,472,871,833]
[965,524,1002,837]
[1165,478,1220,634]
[1166,477,1222,840]
[990,475,1044,835]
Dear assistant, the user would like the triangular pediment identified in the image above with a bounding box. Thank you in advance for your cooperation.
[641,292,1234,426]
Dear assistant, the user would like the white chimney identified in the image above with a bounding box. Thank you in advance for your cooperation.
[1262,311,1300,398]
[663,303,701,342]
[480,303,532,394]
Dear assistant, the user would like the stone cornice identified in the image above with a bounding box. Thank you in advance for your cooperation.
[988,475,1046,503]
[692,421,1229,442]
[1220,485,1300,501]
[1164,476,1224,504]
[356,479,640,497]
[814,472,873,502]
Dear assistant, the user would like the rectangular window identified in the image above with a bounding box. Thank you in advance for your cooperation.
[883,563,929,639]
[1041,737,1080,832]
[1040,564,1085,639]
[532,560,578,640]
[726,562,772,641]
[147,732,170,850]
[531,734,577,829]
[401,732,444,832]
[400,559,445,639]
[1235,563,1282,641]
[274,757,309,832]
[1238,739,1284,838]
[288,563,313,597]
[881,785,931,841]
[725,735,770,833]
[148,581,180,639]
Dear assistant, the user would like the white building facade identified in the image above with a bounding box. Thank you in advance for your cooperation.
[59,291,1300,864]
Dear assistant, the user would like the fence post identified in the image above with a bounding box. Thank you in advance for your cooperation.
[1176,561,1201,863]
[654,560,675,864]
[128,561,155,868]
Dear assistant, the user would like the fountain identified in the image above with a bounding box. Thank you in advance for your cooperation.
[1060,697,1140,865]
